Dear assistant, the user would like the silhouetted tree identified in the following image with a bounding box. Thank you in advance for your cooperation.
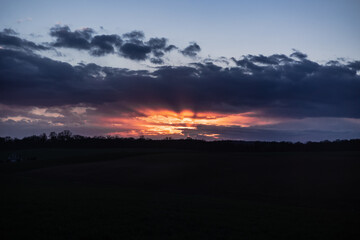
[39,133,47,142]
[49,132,57,141]
[57,130,72,141]
[1,130,359,152]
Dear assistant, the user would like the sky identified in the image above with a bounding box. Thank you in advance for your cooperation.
[0,0,360,141]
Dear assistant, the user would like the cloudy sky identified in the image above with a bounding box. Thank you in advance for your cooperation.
[1,0,360,141]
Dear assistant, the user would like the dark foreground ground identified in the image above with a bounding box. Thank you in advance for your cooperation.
[1,149,360,239]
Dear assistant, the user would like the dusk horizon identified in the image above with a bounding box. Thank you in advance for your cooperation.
[2,1,360,239]
[1,1,360,141]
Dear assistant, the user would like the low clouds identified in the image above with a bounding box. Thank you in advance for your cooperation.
[290,49,308,60]
[90,34,122,56]
[50,25,125,57]
[48,26,184,63]
[120,42,151,60]
[50,25,95,49]
[1,25,201,64]
[181,42,201,57]
[181,123,360,142]
[0,29,50,51]
[1,26,359,140]
[1,47,359,119]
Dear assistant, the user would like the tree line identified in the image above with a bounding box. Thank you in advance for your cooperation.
[1,130,360,152]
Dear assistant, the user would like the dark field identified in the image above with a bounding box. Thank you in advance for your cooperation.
[1,149,360,239]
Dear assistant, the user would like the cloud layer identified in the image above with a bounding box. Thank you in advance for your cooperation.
[0,29,50,51]
[1,26,359,140]
[1,46,359,118]
[48,25,192,63]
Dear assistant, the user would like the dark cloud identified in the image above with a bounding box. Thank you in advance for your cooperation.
[120,42,151,60]
[146,38,168,61]
[3,28,18,35]
[122,30,145,42]
[147,37,167,49]
[119,31,150,60]
[119,33,170,62]
[348,61,360,70]
[181,42,201,57]
[47,26,182,63]
[150,58,164,64]
[152,50,164,58]
[0,49,114,106]
[232,57,263,71]
[247,54,291,65]
[290,50,307,60]
[182,124,360,142]
[1,48,359,119]
[0,28,50,51]
[90,34,122,56]
[164,45,177,52]
[50,25,124,56]
[50,25,94,49]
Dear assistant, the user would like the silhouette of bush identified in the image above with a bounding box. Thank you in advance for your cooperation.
[1,131,359,152]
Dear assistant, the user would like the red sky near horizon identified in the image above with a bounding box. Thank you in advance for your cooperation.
[0,1,359,141]
[100,109,280,139]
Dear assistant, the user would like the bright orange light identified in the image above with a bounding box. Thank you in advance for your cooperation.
[100,108,280,138]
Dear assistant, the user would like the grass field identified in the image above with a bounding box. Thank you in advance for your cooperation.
[1,149,360,239]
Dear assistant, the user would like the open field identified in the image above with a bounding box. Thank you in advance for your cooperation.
[1,149,360,239]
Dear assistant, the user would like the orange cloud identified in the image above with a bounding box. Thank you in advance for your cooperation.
[101,108,281,138]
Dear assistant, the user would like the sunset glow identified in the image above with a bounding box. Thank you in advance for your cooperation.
[102,109,280,138]
[1,0,359,141]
